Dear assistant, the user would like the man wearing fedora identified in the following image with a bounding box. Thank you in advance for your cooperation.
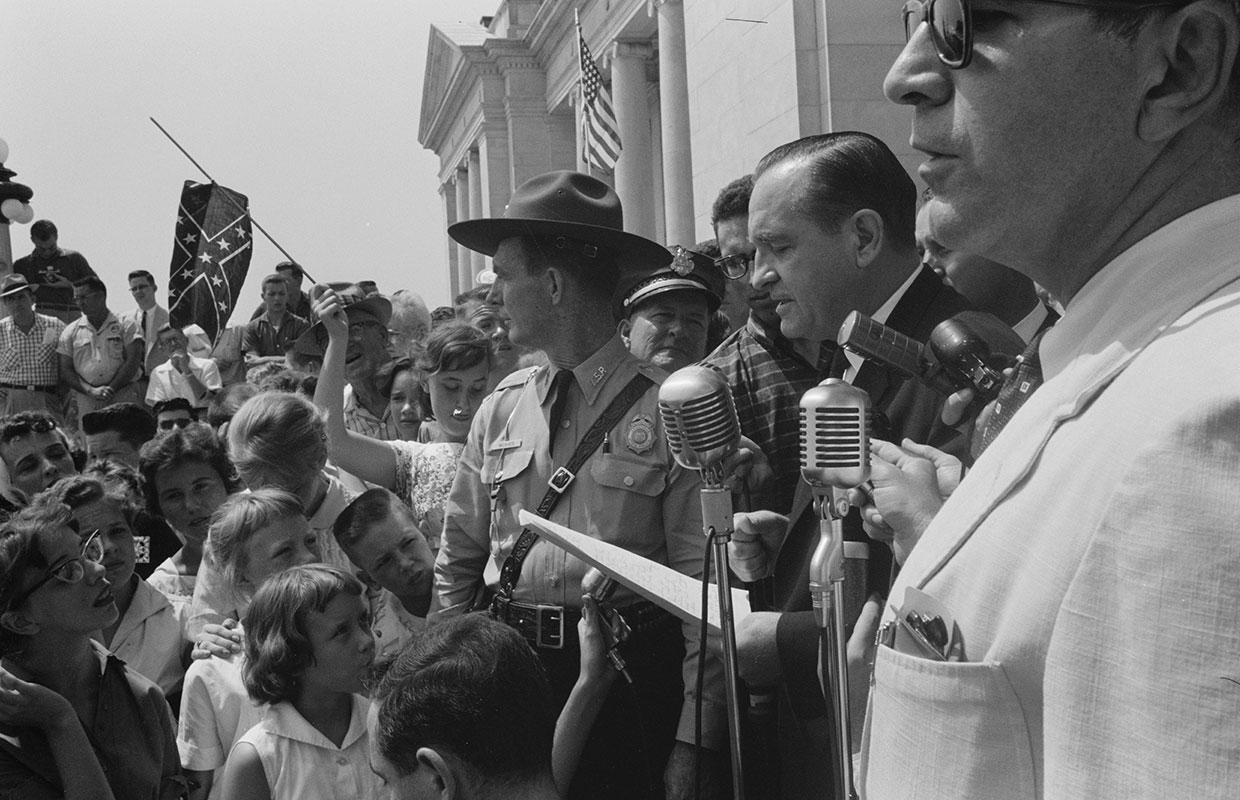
[436,170,725,800]
[295,283,400,441]
[0,273,66,419]
[617,245,725,374]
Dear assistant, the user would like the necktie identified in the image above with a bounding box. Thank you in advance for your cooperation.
[978,329,1047,453]
[547,369,575,456]
[140,309,149,378]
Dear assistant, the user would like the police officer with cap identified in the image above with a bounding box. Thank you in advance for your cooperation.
[618,245,725,374]
[436,170,726,799]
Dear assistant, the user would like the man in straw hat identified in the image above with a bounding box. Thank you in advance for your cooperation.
[0,273,66,419]
[436,170,726,799]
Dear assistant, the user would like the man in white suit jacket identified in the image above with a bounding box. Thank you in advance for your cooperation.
[864,2,1240,798]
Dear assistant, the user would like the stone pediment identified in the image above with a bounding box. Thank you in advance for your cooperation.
[419,22,493,152]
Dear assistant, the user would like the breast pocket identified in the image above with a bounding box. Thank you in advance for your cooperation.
[588,452,668,546]
[480,447,535,555]
[861,644,1037,800]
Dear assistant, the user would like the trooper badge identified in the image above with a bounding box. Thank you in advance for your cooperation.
[625,414,656,454]
[670,246,694,276]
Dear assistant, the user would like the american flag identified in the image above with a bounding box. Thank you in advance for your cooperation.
[577,16,622,172]
[168,181,252,348]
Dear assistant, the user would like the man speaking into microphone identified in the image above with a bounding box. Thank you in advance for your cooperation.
[727,132,1021,799]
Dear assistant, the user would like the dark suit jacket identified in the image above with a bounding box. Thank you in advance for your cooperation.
[766,266,1024,799]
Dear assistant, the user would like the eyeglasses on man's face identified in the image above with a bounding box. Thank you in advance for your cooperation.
[8,528,104,609]
[714,253,754,281]
[901,0,1187,69]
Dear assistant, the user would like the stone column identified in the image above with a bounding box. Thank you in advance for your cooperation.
[609,41,657,239]
[440,182,460,300]
[467,149,486,279]
[453,167,472,294]
[654,0,695,246]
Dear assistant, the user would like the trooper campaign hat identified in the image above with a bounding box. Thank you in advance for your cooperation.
[448,170,671,272]
[618,245,725,316]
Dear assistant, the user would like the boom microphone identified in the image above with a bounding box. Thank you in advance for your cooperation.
[658,365,741,487]
[838,310,1005,401]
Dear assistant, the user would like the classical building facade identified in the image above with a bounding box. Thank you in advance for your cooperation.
[420,0,914,298]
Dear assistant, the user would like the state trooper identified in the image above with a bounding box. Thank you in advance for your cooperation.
[435,170,726,800]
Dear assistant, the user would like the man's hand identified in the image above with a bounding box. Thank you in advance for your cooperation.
[89,385,112,401]
[170,351,191,374]
[845,593,882,746]
[718,435,774,495]
[728,510,787,583]
[847,439,961,565]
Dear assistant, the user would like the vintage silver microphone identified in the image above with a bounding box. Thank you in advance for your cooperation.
[800,378,871,800]
[658,364,746,800]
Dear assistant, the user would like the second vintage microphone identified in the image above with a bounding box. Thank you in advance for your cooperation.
[799,378,871,800]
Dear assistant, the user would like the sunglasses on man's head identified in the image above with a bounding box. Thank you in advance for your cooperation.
[901,0,1187,69]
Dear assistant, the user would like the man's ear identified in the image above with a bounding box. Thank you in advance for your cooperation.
[1137,1,1240,142]
[544,266,566,306]
[0,611,38,637]
[848,209,886,269]
[415,747,457,799]
[617,317,633,347]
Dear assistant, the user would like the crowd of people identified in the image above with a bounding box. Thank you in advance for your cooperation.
[2,1,1239,798]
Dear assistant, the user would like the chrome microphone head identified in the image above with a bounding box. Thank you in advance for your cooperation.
[657,365,740,476]
[799,378,872,490]
[582,567,618,602]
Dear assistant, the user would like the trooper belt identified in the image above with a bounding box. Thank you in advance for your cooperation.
[494,596,674,650]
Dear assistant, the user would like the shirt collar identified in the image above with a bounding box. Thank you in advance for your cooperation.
[1011,302,1051,344]
[263,695,369,750]
[546,334,629,406]
[1041,192,1240,381]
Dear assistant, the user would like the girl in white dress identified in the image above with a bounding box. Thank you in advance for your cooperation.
[219,564,379,800]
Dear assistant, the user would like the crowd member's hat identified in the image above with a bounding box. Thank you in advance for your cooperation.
[294,282,393,357]
[617,245,725,317]
[0,274,33,298]
[448,170,671,271]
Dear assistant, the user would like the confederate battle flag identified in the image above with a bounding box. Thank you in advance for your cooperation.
[168,180,252,347]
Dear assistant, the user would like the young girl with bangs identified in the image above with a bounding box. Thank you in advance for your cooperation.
[219,564,379,800]
[313,289,492,556]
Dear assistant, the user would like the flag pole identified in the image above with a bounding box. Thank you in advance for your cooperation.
[149,117,315,282]
[575,9,592,178]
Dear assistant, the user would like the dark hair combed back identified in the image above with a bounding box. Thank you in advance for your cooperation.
[371,615,555,783]
[710,174,754,227]
[332,487,415,552]
[0,504,66,655]
[72,276,107,297]
[0,411,61,447]
[754,132,917,251]
[138,423,239,518]
[127,270,156,286]
[81,402,156,447]
[153,398,194,419]
[242,564,364,705]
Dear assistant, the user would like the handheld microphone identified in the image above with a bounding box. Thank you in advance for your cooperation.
[657,365,742,489]
[838,310,1005,401]
[582,568,633,684]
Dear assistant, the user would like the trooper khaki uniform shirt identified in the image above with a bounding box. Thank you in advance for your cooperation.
[435,334,725,745]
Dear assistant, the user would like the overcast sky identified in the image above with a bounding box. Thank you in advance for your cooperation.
[1,0,500,320]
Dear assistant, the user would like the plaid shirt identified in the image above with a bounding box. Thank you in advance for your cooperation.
[701,314,835,516]
[342,383,400,441]
[0,313,66,386]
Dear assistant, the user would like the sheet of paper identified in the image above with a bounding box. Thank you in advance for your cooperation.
[518,510,751,633]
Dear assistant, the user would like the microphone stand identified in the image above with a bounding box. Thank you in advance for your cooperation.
[700,468,746,800]
[809,487,857,800]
